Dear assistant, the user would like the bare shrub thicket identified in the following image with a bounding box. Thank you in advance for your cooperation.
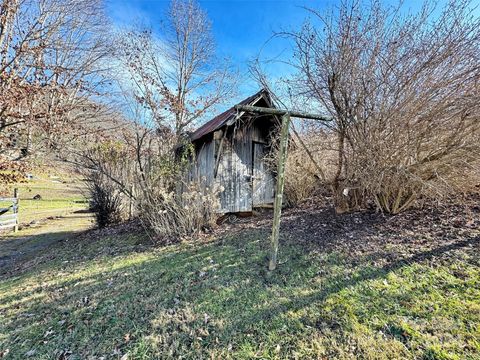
[265,129,323,206]
[138,180,220,241]
[79,124,220,240]
[264,122,339,206]
[127,132,220,241]
[87,172,124,228]
[282,147,319,207]
[284,0,480,213]
[85,0,233,240]
[81,142,134,227]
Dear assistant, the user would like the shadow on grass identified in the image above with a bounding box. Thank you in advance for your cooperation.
[1,219,478,358]
[0,229,90,276]
[221,235,480,333]
[0,232,259,356]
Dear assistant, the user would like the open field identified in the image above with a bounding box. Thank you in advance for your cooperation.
[1,173,89,227]
[0,197,479,359]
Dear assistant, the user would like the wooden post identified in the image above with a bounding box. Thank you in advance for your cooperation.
[234,104,332,271]
[269,113,291,271]
[129,184,134,220]
[13,188,19,232]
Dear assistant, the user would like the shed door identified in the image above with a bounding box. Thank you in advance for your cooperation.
[253,142,275,206]
[218,136,253,213]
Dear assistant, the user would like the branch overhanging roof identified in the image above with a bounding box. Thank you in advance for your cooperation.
[190,89,272,142]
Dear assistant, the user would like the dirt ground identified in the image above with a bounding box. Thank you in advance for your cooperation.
[219,194,480,268]
[2,194,479,279]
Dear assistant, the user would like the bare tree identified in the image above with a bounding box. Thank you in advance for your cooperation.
[79,0,234,236]
[0,0,111,171]
[278,0,480,213]
[117,0,236,142]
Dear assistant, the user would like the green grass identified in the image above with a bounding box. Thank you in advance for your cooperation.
[17,199,88,224]
[0,213,94,261]
[1,174,88,225]
[1,227,478,359]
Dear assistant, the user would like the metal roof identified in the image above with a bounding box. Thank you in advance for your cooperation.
[190,89,270,142]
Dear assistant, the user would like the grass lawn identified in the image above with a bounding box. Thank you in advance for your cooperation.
[1,173,88,226]
[0,210,479,359]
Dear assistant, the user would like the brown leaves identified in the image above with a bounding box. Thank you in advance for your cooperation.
[0,0,111,169]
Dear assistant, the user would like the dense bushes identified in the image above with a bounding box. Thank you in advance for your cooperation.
[87,172,124,228]
[83,142,133,227]
[284,0,480,214]
[81,135,218,241]
[137,181,219,241]
[132,140,220,241]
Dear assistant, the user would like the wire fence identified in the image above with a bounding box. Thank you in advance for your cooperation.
[19,199,89,225]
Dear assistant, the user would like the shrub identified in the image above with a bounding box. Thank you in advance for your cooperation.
[81,141,133,227]
[287,0,480,213]
[137,180,220,242]
[87,172,124,227]
[283,147,319,207]
[265,128,338,207]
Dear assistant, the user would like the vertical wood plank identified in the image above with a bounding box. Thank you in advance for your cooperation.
[253,142,275,206]
[269,113,290,271]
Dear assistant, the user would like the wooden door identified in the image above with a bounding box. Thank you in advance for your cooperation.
[252,142,275,206]
[216,137,253,213]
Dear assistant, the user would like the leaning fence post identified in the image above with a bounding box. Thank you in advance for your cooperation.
[129,184,134,220]
[234,104,332,271]
[269,113,291,271]
[13,188,19,232]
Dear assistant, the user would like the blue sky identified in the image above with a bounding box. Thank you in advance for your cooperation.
[107,0,330,98]
[106,0,478,107]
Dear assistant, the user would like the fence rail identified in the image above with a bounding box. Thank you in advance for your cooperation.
[0,188,19,232]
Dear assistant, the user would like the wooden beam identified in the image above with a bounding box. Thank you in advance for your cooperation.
[235,105,333,122]
[269,113,291,271]
[214,129,226,178]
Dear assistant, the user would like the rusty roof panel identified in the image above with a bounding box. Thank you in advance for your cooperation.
[190,89,268,142]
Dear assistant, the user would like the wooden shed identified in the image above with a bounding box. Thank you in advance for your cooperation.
[186,89,279,214]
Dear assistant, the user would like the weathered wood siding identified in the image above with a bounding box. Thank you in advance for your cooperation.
[231,126,253,212]
[252,142,275,206]
[213,126,252,213]
[196,140,215,186]
[186,138,214,187]
[189,116,277,214]
[250,118,276,207]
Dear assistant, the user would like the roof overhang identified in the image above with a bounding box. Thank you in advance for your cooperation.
[189,89,273,143]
